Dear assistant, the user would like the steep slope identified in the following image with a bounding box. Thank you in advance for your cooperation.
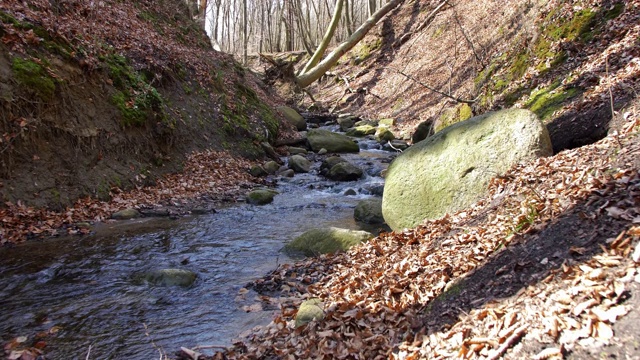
[0,0,289,213]
[302,0,638,153]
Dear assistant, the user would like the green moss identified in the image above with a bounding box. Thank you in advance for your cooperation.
[435,104,473,133]
[351,37,382,65]
[525,84,580,121]
[103,54,166,127]
[604,3,624,20]
[11,57,56,100]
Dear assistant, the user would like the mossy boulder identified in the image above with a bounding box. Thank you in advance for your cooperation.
[144,269,197,287]
[277,106,307,131]
[284,227,373,256]
[246,189,278,205]
[295,298,324,328]
[375,127,395,143]
[288,155,311,173]
[382,109,553,231]
[307,129,359,153]
[346,124,377,137]
[354,198,385,224]
[263,161,280,174]
[320,156,348,175]
[326,162,363,181]
[249,165,268,177]
[111,208,141,220]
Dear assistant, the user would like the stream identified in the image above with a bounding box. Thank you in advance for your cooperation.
[0,132,395,359]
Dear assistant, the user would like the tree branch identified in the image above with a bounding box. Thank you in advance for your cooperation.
[389,67,477,104]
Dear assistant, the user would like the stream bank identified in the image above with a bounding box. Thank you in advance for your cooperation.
[0,122,399,359]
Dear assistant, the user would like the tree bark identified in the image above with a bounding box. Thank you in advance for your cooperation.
[299,0,344,75]
[296,0,404,88]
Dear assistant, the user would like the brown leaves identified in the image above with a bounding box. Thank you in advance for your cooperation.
[0,150,259,243]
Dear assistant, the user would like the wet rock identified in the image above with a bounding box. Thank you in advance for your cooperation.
[246,189,278,205]
[284,227,373,257]
[364,184,385,196]
[111,208,140,220]
[318,148,328,155]
[344,189,357,196]
[295,298,324,328]
[263,161,280,174]
[250,164,268,177]
[320,156,348,175]
[383,109,553,230]
[144,269,196,287]
[307,129,359,153]
[277,106,307,131]
[354,198,385,224]
[288,155,311,173]
[326,162,363,181]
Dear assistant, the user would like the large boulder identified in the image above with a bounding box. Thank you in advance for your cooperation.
[277,106,307,131]
[354,198,385,224]
[288,155,311,173]
[263,161,280,174]
[295,298,324,328]
[412,119,434,143]
[383,109,553,230]
[307,129,359,153]
[326,161,363,181]
[246,189,278,205]
[144,269,197,287]
[284,227,373,256]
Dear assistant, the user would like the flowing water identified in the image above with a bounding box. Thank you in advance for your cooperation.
[0,138,395,359]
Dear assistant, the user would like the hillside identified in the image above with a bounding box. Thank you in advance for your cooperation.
[0,0,296,243]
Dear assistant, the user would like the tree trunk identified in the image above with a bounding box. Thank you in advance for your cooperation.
[299,0,344,75]
[296,0,404,88]
[243,0,247,63]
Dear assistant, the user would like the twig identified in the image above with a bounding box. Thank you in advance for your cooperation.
[606,55,615,120]
[451,9,486,68]
[486,324,527,360]
[389,67,477,104]
[85,344,92,360]
[415,0,449,33]
[386,141,404,152]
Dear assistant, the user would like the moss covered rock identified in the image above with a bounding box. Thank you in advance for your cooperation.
[284,227,373,256]
[111,208,141,220]
[346,124,377,137]
[288,155,311,173]
[375,127,395,143]
[307,129,359,153]
[383,109,553,231]
[295,298,324,328]
[144,268,196,287]
[246,189,278,205]
[277,106,307,131]
[326,162,363,181]
[263,161,280,174]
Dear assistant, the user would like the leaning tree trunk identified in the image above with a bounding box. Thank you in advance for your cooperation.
[299,0,344,75]
[296,0,404,88]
